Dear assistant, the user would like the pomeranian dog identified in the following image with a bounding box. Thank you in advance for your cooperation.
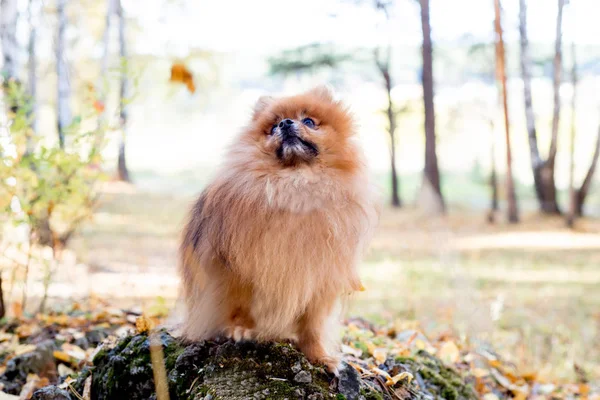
[178,86,378,372]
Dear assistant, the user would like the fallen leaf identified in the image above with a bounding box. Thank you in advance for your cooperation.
[389,371,414,386]
[53,351,72,364]
[482,394,499,400]
[82,376,92,400]
[438,341,460,364]
[136,315,153,333]
[373,348,388,365]
[472,368,490,378]
[341,344,362,358]
[14,345,36,357]
[58,364,75,377]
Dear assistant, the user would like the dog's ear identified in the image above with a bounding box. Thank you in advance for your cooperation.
[252,96,274,120]
[307,84,335,103]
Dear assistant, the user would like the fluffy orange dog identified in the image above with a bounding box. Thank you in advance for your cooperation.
[179,86,378,372]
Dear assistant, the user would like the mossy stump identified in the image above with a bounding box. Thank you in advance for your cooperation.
[32,331,476,400]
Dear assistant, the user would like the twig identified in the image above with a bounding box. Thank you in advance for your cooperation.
[149,330,170,400]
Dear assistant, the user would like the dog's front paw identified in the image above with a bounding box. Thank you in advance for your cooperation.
[225,326,254,342]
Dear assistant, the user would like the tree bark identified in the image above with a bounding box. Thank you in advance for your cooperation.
[519,0,564,214]
[27,0,37,146]
[0,275,4,319]
[375,47,401,208]
[494,0,519,223]
[93,0,114,154]
[518,0,545,206]
[566,42,577,228]
[56,0,71,149]
[488,119,499,223]
[419,0,444,213]
[541,0,565,214]
[0,0,18,81]
[575,124,600,216]
[116,0,130,182]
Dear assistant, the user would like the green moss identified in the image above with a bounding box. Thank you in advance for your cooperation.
[360,387,384,400]
[335,394,347,400]
[392,351,476,400]
[419,367,459,400]
[92,347,108,364]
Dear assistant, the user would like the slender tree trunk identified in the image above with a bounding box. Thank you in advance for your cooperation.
[387,82,400,208]
[519,0,545,206]
[56,0,71,149]
[575,124,600,216]
[0,275,4,319]
[541,0,565,214]
[488,119,499,223]
[27,0,37,146]
[375,47,401,208]
[0,0,19,316]
[93,0,113,154]
[116,0,130,182]
[494,0,519,223]
[566,42,577,227]
[419,0,444,213]
[1,0,18,82]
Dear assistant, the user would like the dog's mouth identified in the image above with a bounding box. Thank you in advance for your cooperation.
[276,136,319,166]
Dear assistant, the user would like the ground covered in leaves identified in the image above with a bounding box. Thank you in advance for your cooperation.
[0,304,597,399]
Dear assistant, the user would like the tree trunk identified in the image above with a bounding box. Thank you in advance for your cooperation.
[375,46,401,208]
[566,42,577,228]
[93,0,114,154]
[575,124,600,216]
[518,0,545,207]
[116,0,131,182]
[27,0,37,147]
[541,0,565,215]
[519,0,563,214]
[494,0,519,223]
[388,85,401,208]
[488,119,499,223]
[419,0,444,213]
[0,275,4,319]
[56,0,71,149]
[0,0,18,81]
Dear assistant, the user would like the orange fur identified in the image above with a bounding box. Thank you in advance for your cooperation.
[178,86,379,372]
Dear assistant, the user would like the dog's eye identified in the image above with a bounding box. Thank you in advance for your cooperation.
[302,118,315,128]
[269,124,277,135]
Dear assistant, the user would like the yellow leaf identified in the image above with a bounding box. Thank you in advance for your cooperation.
[53,351,72,364]
[389,371,414,386]
[471,368,490,378]
[14,345,36,357]
[341,344,362,358]
[482,394,499,400]
[579,384,590,396]
[365,341,377,356]
[371,367,392,383]
[136,315,154,333]
[58,364,75,377]
[373,348,388,365]
[438,341,460,364]
[61,343,87,361]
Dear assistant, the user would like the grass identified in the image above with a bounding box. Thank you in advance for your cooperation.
[65,181,600,383]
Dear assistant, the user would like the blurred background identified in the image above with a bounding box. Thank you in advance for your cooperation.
[1,0,599,389]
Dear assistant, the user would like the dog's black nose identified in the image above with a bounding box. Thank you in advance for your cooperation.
[279,119,294,128]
